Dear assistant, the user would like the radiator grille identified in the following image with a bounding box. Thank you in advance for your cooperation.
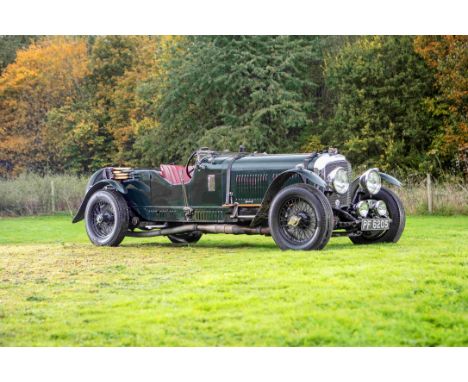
[232,171,303,203]
[233,172,271,203]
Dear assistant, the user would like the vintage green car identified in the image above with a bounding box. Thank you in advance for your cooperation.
[73,147,405,250]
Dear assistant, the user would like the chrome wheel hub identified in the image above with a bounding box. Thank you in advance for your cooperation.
[279,197,317,244]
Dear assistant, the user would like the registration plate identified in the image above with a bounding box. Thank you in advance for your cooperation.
[361,218,391,231]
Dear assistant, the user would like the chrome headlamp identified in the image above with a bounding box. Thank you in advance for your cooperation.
[356,201,369,217]
[374,200,388,216]
[327,167,349,195]
[360,169,381,195]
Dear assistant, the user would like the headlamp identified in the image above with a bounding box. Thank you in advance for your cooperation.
[360,169,381,195]
[328,167,349,195]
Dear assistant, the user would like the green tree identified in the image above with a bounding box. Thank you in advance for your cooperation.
[321,36,440,174]
[44,103,115,173]
[0,35,36,73]
[134,36,325,165]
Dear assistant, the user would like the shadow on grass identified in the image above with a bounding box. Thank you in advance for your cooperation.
[121,241,277,250]
[120,237,359,251]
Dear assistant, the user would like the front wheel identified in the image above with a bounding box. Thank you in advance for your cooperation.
[269,184,333,250]
[350,186,406,245]
[85,190,129,246]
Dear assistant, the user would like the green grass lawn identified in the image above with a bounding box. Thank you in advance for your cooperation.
[0,214,467,346]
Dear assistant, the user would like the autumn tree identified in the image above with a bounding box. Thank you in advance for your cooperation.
[40,35,139,174]
[0,37,89,176]
[46,35,179,173]
[40,36,158,173]
[106,36,178,164]
[414,36,468,176]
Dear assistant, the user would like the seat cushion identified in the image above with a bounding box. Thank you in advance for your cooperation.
[160,165,192,185]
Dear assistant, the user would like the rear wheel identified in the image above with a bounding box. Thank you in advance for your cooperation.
[350,186,405,244]
[85,190,129,246]
[269,184,333,250]
[168,231,202,245]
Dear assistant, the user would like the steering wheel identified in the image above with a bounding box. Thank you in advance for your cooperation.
[185,151,197,178]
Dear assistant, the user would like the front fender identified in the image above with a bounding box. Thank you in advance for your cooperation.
[72,180,127,223]
[250,167,327,227]
[350,171,403,202]
[352,171,403,189]
[379,172,403,187]
[262,167,327,204]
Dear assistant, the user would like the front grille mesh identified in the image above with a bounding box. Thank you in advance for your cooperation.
[232,171,303,203]
[323,160,352,207]
[233,172,270,202]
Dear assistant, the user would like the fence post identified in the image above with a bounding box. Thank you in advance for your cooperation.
[51,180,56,214]
[426,173,433,214]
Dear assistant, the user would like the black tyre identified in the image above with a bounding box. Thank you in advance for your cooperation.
[269,184,333,250]
[168,231,203,245]
[85,190,129,246]
[350,186,406,245]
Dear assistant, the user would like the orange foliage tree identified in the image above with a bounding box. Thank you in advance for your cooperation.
[415,36,468,175]
[102,36,180,165]
[0,37,89,176]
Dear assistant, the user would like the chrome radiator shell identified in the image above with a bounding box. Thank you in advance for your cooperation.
[313,153,352,207]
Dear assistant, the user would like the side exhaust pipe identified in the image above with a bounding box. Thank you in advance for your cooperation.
[126,224,270,237]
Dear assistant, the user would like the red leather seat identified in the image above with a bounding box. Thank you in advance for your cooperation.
[160,165,192,185]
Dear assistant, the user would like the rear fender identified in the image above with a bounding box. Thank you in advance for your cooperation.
[72,180,127,223]
[250,167,327,227]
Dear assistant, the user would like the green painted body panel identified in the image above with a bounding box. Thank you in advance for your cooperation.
[122,165,228,222]
[229,154,313,204]
[118,153,316,222]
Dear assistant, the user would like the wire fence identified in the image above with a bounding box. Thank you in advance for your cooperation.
[0,174,88,216]
[0,173,466,217]
[397,175,468,215]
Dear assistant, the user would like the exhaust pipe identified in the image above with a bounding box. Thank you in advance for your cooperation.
[199,225,270,235]
[126,224,270,237]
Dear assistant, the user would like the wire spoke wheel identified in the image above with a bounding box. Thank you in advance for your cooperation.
[269,184,333,250]
[85,190,129,246]
[90,200,116,238]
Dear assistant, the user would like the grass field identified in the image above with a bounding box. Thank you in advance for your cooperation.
[0,214,467,346]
